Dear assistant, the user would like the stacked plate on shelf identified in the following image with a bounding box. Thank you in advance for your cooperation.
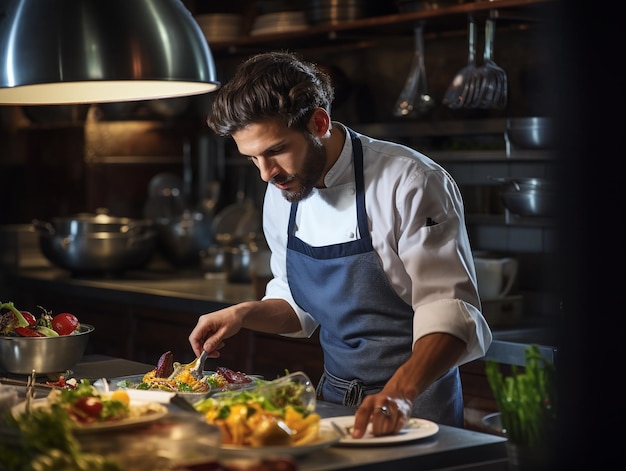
[194,14,243,42]
[250,10,308,36]
[305,0,369,24]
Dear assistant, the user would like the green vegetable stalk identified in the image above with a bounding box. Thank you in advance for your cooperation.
[485,345,557,449]
[1,301,30,328]
[35,326,60,337]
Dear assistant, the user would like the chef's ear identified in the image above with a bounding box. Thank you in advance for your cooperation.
[309,108,330,137]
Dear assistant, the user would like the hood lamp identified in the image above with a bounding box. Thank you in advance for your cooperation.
[0,0,220,105]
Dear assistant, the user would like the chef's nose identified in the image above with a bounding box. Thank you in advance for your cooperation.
[256,157,279,183]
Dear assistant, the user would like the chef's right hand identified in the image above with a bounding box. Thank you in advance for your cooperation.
[188,306,243,358]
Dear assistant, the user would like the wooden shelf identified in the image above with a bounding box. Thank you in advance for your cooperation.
[467,213,556,227]
[207,0,556,55]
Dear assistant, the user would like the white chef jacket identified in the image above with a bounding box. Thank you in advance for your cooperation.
[262,123,492,366]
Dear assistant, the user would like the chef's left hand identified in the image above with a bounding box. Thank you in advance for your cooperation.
[352,393,413,438]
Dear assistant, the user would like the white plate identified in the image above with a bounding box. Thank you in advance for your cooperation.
[321,416,439,446]
[219,427,341,458]
[120,388,176,404]
[12,398,168,434]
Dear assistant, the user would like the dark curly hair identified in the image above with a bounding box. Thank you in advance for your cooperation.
[207,52,334,137]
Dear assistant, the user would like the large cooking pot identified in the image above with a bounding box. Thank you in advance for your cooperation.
[490,177,555,217]
[44,212,154,235]
[32,213,156,274]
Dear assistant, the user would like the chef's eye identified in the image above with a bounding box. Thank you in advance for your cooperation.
[267,145,285,156]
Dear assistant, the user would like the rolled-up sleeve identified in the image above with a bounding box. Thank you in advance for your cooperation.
[394,166,492,364]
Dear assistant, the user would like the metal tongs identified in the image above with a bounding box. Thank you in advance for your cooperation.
[189,350,208,379]
[25,369,36,413]
[168,350,208,380]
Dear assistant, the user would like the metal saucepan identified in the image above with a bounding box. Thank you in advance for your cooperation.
[212,168,261,247]
[225,244,254,283]
[32,213,156,274]
[155,210,214,267]
[490,177,555,217]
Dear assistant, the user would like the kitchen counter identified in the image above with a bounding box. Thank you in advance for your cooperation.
[2,355,510,470]
[1,265,559,367]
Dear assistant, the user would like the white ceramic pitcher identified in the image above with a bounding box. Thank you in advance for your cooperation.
[473,257,518,300]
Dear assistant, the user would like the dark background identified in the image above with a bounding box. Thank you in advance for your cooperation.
[555,2,621,468]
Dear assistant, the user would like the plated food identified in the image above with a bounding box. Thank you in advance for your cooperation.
[113,351,260,395]
[194,371,323,449]
[219,428,340,458]
[11,379,167,432]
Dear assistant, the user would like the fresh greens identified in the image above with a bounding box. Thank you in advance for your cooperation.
[195,372,313,418]
[0,301,30,334]
[0,406,121,471]
[485,344,557,448]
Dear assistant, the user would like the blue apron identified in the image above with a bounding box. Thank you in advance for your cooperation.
[286,128,463,426]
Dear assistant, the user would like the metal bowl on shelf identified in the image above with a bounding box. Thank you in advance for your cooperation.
[490,177,555,217]
[506,117,553,150]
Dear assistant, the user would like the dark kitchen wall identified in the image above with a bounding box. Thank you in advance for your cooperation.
[0,11,554,222]
[0,5,559,321]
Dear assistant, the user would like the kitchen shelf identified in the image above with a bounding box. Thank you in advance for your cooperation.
[353,118,555,162]
[467,213,556,227]
[431,149,555,162]
[207,0,556,55]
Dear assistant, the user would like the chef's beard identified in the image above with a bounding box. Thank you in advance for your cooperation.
[272,133,326,203]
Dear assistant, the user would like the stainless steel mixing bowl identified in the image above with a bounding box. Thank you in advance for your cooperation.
[0,324,95,374]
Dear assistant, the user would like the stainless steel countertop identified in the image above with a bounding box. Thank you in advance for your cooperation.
[2,354,509,471]
[2,265,559,367]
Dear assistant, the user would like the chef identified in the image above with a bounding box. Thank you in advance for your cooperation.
[189,52,492,438]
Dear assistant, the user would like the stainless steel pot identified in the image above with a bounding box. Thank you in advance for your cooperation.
[33,213,156,274]
[491,177,555,217]
[155,210,213,267]
[226,244,253,283]
[200,245,230,273]
[45,212,153,235]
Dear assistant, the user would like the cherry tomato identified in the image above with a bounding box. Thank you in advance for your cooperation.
[71,396,103,422]
[21,311,36,326]
[14,326,44,337]
[51,312,80,336]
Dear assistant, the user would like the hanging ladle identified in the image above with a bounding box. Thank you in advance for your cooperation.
[393,23,435,118]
